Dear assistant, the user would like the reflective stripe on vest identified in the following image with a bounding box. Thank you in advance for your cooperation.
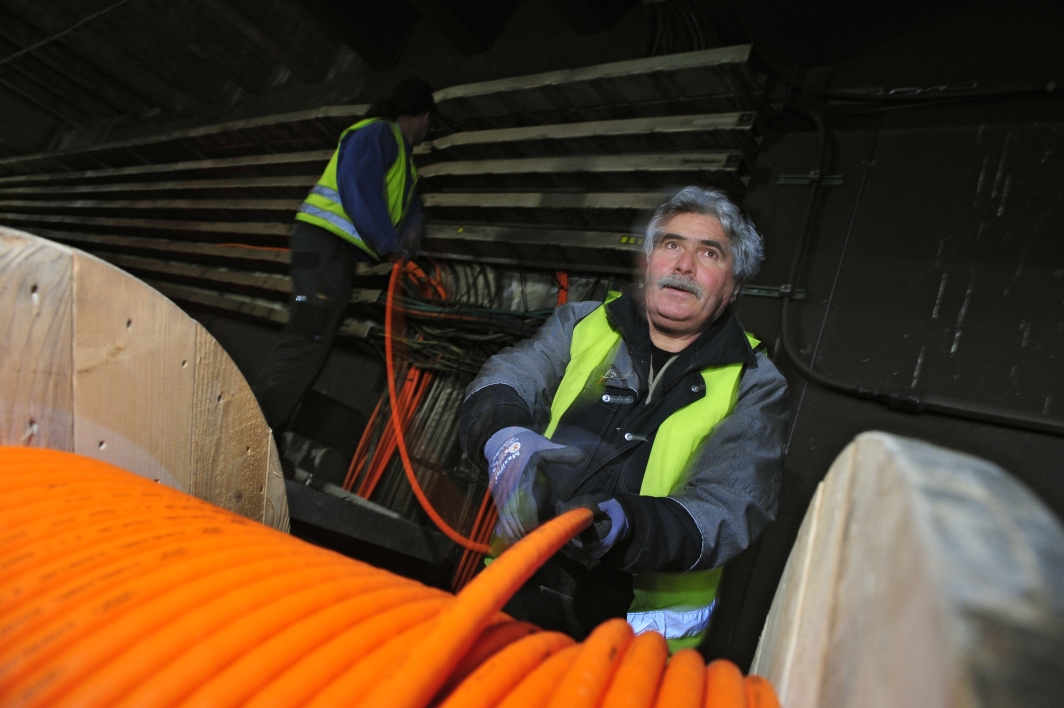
[545,301,758,650]
[294,118,417,260]
[627,599,717,641]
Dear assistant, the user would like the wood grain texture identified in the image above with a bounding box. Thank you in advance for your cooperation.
[0,227,74,450]
[189,322,267,520]
[72,250,196,491]
[753,432,1064,708]
[750,443,855,708]
[264,432,290,533]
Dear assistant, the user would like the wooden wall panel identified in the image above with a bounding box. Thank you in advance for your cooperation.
[0,226,74,450]
[189,322,267,519]
[71,251,196,491]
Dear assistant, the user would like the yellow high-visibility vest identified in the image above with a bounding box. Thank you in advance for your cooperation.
[294,118,417,260]
[545,300,757,651]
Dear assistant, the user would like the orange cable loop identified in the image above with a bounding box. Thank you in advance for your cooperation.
[384,263,492,553]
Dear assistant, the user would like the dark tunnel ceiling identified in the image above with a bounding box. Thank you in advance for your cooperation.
[0,0,1060,158]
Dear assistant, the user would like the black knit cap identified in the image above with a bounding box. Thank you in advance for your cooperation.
[366,77,435,120]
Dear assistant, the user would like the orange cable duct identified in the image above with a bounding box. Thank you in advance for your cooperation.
[555,271,569,306]
[451,489,495,592]
[1,447,782,708]
[343,393,385,490]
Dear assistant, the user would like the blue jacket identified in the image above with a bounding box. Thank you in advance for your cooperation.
[336,121,424,257]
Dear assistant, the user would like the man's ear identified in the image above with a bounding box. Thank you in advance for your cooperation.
[730,286,742,303]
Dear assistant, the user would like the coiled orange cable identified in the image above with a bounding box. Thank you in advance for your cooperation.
[0,447,781,708]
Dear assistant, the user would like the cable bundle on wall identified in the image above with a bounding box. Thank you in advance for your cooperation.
[342,262,609,589]
[0,447,781,708]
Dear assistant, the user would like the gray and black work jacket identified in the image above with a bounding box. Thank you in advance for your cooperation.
[459,292,789,574]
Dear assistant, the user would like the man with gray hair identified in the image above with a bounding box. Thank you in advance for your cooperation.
[459,186,789,651]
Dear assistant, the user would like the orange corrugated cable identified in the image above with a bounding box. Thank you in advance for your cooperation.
[544,618,633,708]
[439,631,575,708]
[439,621,541,698]
[654,649,706,708]
[743,675,781,708]
[703,659,747,708]
[496,644,583,708]
[303,611,445,708]
[599,630,669,708]
[240,599,448,708]
[356,508,595,708]
[180,588,449,708]
[1,448,784,708]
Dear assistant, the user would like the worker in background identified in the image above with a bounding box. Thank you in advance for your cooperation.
[253,78,435,432]
[459,187,789,651]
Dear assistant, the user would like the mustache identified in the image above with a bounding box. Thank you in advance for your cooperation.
[657,274,704,299]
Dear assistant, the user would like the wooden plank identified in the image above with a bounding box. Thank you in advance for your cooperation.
[189,322,269,521]
[0,175,316,199]
[0,213,291,243]
[0,149,333,187]
[71,251,197,492]
[0,197,301,218]
[101,252,379,307]
[0,105,363,177]
[420,112,752,153]
[149,280,377,340]
[422,192,667,231]
[33,230,291,271]
[433,46,760,128]
[753,432,1064,708]
[101,252,291,298]
[435,45,753,103]
[418,152,740,178]
[421,191,667,209]
[424,223,643,251]
[0,227,74,450]
[416,112,757,164]
[151,280,289,326]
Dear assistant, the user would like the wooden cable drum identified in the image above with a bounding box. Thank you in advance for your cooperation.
[0,225,287,530]
[753,432,1064,708]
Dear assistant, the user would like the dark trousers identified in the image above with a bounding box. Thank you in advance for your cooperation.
[253,222,372,430]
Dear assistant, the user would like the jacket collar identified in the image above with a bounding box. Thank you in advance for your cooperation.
[604,291,755,378]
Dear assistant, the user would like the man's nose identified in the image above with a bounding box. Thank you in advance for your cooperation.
[673,246,696,273]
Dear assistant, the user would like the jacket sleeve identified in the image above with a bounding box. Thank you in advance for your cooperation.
[609,350,789,573]
[336,123,403,257]
[459,301,600,468]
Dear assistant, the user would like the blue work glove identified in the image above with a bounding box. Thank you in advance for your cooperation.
[485,426,584,545]
[556,495,630,561]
